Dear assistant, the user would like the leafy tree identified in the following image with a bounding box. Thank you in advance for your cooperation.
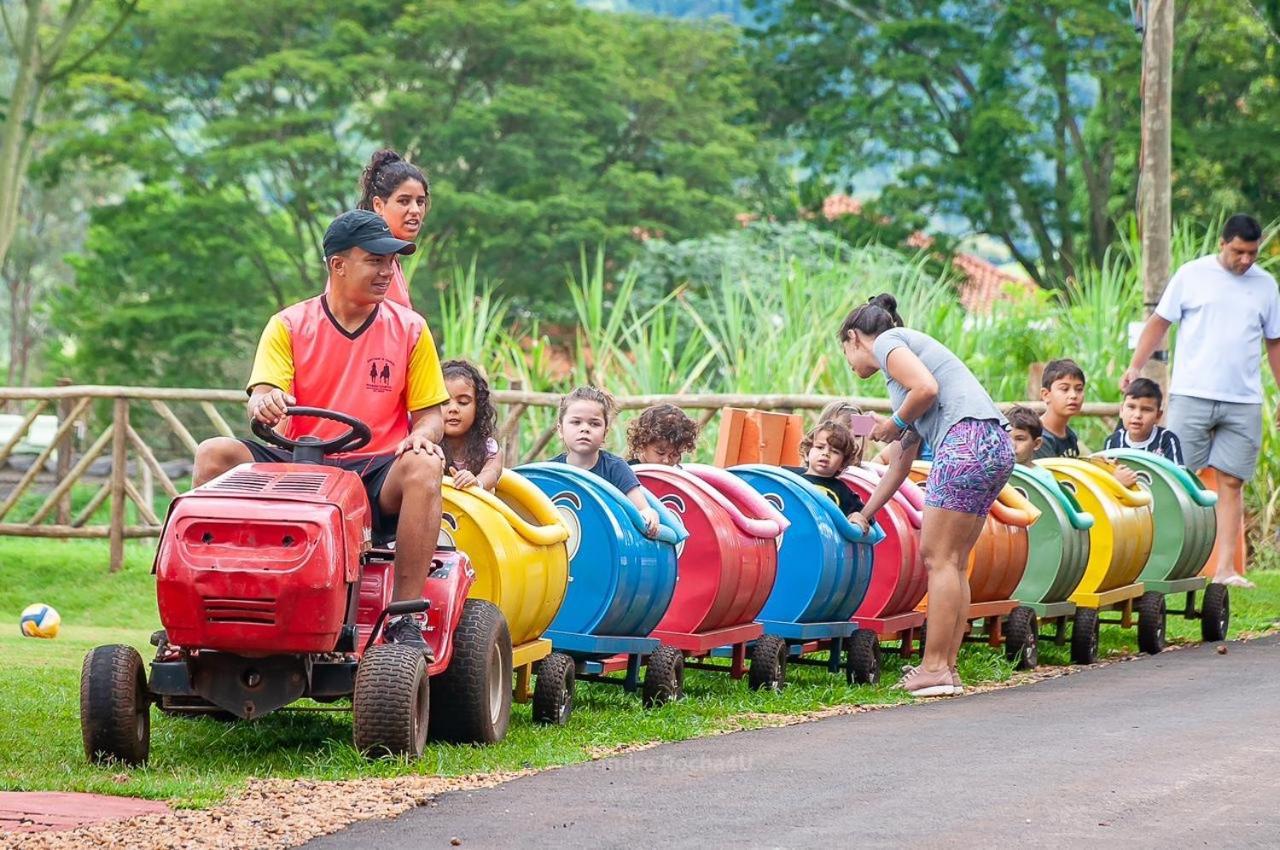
[370,0,763,303]
[1143,1,1280,223]
[52,184,291,387]
[748,0,1137,287]
[0,0,138,380]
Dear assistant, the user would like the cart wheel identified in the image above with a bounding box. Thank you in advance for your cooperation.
[1200,583,1230,643]
[429,599,513,744]
[642,646,684,708]
[532,652,575,726]
[1137,591,1167,655]
[844,629,882,685]
[1004,606,1039,670]
[1070,607,1099,665]
[353,643,429,758]
[749,635,788,691]
[81,645,151,766]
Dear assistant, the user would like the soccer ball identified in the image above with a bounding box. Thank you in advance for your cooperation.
[19,603,60,639]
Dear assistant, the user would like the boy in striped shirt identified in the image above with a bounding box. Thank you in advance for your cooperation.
[1103,378,1184,464]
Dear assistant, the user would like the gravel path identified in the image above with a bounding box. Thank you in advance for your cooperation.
[2,774,515,850]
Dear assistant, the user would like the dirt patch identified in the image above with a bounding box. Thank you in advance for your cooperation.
[2,773,522,850]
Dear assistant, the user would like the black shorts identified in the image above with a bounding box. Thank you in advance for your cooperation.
[240,440,399,540]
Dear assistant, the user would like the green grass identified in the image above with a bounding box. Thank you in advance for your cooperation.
[0,537,1276,808]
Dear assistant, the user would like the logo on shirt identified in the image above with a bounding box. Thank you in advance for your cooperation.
[366,357,394,393]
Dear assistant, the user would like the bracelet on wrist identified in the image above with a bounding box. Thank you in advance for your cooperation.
[891,412,909,431]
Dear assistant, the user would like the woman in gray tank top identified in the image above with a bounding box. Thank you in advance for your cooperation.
[839,294,1014,698]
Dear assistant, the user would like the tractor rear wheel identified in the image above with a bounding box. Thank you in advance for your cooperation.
[429,599,513,744]
[353,644,429,758]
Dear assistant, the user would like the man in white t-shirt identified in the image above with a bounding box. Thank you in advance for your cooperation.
[1123,214,1280,589]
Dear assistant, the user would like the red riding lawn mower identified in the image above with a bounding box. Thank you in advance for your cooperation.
[80,407,514,765]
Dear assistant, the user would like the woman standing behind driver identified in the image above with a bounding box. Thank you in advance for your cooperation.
[355,149,431,307]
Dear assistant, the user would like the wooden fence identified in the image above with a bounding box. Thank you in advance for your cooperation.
[0,385,1122,571]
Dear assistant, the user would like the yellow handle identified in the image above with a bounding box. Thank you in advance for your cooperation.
[1041,457,1153,507]
[444,471,569,546]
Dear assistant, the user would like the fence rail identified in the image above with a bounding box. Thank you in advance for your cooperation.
[0,385,1122,571]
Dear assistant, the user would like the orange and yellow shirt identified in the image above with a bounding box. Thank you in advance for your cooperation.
[247,295,447,457]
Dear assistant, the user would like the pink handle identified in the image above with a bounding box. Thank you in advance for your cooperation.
[681,463,791,532]
[840,468,924,528]
[635,465,783,539]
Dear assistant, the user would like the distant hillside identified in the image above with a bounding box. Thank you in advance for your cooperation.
[579,0,752,24]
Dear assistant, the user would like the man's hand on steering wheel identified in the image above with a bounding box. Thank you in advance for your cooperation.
[249,387,295,427]
[396,432,445,461]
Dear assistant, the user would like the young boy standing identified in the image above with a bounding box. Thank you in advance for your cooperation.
[1035,359,1085,459]
[1102,378,1184,464]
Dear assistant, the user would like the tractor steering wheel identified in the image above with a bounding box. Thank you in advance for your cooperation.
[251,406,372,457]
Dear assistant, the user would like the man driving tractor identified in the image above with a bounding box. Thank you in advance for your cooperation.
[194,209,449,652]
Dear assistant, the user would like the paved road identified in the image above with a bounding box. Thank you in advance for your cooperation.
[308,636,1280,849]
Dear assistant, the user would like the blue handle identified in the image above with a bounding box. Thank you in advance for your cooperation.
[731,464,884,545]
[516,462,686,543]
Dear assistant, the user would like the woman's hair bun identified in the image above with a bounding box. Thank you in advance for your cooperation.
[869,293,898,314]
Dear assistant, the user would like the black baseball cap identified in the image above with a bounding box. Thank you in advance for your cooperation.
[323,210,416,258]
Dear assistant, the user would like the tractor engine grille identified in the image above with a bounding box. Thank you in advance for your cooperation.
[207,470,330,495]
[205,597,277,625]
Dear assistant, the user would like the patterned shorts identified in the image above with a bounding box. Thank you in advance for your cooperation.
[923,419,1015,516]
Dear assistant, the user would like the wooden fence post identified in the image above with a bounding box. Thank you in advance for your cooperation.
[1027,363,1045,401]
[109,398,129,572]
[56,377,73,526]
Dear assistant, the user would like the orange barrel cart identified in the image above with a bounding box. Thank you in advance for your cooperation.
[908,463,1041,668]
[1038,458,1160,656]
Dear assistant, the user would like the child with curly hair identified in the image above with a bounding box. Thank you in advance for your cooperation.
[625,403,699,466]
[440,360,502,490]
[814,400,869,469]
[552,386,659,536]
[786,421,865,518]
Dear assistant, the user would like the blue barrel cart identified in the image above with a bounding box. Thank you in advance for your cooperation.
[518,463,688,708]
[717,465,883,684]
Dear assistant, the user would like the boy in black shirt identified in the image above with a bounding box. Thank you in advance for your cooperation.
[1103,378,1184,463]
[1035,358,1085,459]
[786,420,865,518]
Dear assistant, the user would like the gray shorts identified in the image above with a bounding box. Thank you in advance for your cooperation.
[1166,394,1263,481]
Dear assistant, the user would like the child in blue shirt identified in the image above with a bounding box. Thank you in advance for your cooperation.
[551,386,659,536]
